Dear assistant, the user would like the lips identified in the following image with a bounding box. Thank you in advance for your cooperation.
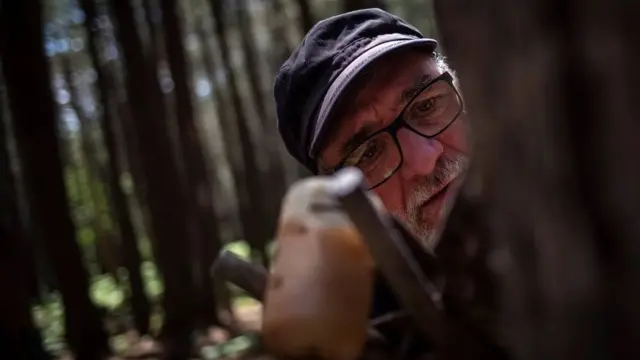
[419,181,454,220]
[427,183,450,206]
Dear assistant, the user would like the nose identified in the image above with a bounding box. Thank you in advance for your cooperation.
[396,129,444,179]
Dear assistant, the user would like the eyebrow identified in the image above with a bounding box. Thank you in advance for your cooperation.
[335,73,434,164]
[400,74,434,105]
[338,123,376,159]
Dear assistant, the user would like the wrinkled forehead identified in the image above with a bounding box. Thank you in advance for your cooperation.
[318,50,440,171]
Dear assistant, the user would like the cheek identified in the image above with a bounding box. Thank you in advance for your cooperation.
[438,117,469,154]
[372,176,408,217]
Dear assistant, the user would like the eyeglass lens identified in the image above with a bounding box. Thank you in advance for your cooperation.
[343,78,462,189]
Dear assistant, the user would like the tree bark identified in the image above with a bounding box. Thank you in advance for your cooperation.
[61,54,122,282]
[159,0,223,327]
[294,0,315,33]
[0,0,110,358]
[142,0,164,62]
[209,0,270,267]
[194,17,241,243]
[342,0,387,12]
[235,0,288,248]
[79,0,151,336]
[0,71,51,360]
[0,226,52,360]
[266,0,293,80]
[194,17,238,321]
[109,0,196,357]
[434,0,640,359]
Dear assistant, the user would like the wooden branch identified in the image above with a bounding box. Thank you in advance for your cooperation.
[211,250,268,302]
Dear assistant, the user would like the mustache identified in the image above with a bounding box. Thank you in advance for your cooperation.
[406,153,468,213]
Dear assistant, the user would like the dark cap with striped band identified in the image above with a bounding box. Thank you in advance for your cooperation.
[274,8,438,173]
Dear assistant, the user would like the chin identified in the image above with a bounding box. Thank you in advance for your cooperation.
[414,210,446,250]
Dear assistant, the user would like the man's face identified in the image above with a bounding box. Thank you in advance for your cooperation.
[318,49,470,249]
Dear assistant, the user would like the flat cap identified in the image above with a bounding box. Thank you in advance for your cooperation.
[274,8,437,173]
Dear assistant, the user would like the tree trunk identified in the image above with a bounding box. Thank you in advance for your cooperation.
[1,80,55,300]
[1,0,110,358]
[342,0,387,12]
[61,54,122,282]
[0,226,52,360]
[105,63,152,234]
[294,0,315,33]
[194,17,238,322]
[264,0,309,186]
[209,0,270,267]
[434,0,640,359]
[194,17,241,243]
[235,0,287,250]
[109,0,196,357]
[142,0,164,62]
[0,71,51,360]
[268,0,293,62]
[79,0,151,336]
[159,0,223,328]
[276,0,315,180]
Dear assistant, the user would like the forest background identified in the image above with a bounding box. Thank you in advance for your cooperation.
[0,0,438,359]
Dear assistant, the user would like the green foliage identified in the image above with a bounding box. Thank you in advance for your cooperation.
[141,260,164,301]
[109,333,131,355]
[200,333,260,359]
[224,240,251,259]
[224,239,276,259]
[138,236,155,261]
[32,294,66,354]
[90,275,125,310]
[30,259,164,354]
[77,226,96,248]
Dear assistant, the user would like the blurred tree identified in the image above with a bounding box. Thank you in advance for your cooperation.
[1,0,110,358]
[0,0,446,357]
[234,0,288,243]
[61,54,122,282]
[435,0,640,359]
[265,0,293,73]
[209,0,271,267]
[264,0,315,181]
[0,68,51,360]
[142,0,164,62]
[386,0,438,38]
[99,27,154,248]
[0,227,51,360]
[193,15,242,236]
[342,0,387,12]
[193,14,237,323]
[109,0,196,357]
[159,0,223,328]
[78,0,151,336]
[295,0,315,33]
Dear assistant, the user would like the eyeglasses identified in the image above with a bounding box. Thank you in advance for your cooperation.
[332,71,464,190]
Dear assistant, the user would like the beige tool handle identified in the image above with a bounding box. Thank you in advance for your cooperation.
[261,177,376,360]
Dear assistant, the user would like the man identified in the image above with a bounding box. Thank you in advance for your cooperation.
[274,8,469,249]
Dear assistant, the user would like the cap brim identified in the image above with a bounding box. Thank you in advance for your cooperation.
[308,36,438,158]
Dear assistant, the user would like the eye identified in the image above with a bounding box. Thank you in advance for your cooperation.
[411,96,438,117]
[346,137,384,169]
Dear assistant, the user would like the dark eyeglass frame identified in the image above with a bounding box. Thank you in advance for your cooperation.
[329,71,465,190]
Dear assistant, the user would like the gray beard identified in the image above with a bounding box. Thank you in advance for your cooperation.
[394,153,468,250]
